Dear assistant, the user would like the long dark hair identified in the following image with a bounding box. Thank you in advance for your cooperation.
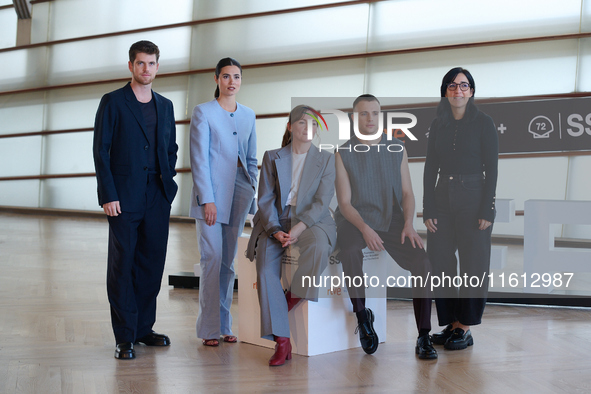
[436,67,478,124]
[281,105,317,147]
[214,57,242,98]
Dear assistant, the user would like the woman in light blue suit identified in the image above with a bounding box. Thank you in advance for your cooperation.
[189,58,257,346]
[246,105,336,366]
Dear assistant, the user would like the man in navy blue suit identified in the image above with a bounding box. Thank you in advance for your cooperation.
[93,40,178,360]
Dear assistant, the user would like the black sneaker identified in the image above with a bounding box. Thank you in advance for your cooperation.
[416,335,438,359]
[354,308,379,354]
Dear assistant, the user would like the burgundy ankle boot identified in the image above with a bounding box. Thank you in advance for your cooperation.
[269,336,292,366]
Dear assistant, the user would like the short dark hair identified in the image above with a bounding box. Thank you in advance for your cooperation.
[214,57,242,98]
[129,40,160,63]
[352,94,380,111]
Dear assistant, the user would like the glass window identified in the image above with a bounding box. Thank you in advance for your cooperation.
[580,0,591,32]
[189,5,369,69]
[254,118,289,163]
[192,0,354,19]
[0,48,48,90]
[0,9,16,49]
[48,0,193,40]
[187,59,367,116]
[0,136,42,177]
[497,157,569,211]
[175,124,190,170]
[577,38,591,92]
[365,40,579,97]
[43,133,94,175]
[45,86,109,131]
[369,0,582,52]
[493,157,569,236]
[1,0,590,217]
[47,28,192,86]
[0,92,45,135]
[566,156,591,203]
[172,172,192,216]
[40,177,101,211]
[0,180,40,207]
[152,76,191,121]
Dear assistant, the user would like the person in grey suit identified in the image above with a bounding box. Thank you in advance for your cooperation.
[189,58,257,347]
[246,105,336,366]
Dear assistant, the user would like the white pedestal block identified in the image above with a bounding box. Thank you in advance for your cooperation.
[524,200,591,294]
[490,245,507,270]
[488,199,513,272]
[236,236,387,356]
[495,199,516,223]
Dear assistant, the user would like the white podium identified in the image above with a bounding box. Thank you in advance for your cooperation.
[524,200,591,294]
[490,198,515,270]
[236,236,387,356]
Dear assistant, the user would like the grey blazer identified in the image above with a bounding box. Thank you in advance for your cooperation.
[246,143,336,261]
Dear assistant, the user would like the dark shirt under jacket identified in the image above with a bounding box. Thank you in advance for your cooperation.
[423,109,498,222]
[139,98,159,173]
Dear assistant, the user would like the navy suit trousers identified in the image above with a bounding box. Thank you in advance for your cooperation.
[107,174,171,343]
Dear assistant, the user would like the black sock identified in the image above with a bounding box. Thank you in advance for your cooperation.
[419,329,430,337]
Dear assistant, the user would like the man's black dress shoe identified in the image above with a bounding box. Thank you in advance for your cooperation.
[135,332,171,346]
[444,328,473,350]
[354,308,379,355]
[416,335,438,359]
[430,324,454,345]
[115,342,135,360]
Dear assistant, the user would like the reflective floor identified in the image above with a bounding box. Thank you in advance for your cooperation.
[1,212,590,393]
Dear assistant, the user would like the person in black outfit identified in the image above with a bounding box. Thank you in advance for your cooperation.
[423,67,498,350]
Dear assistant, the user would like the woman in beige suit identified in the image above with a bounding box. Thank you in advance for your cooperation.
[246,105,336,366]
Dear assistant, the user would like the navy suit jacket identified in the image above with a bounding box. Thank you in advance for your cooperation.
[93,83,178,212]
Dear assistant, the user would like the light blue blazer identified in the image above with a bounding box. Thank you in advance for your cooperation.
[189,99,258,224]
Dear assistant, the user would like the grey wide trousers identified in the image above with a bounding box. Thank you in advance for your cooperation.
[255,206,334,340]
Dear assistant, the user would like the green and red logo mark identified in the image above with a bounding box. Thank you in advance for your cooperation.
[304,107,328,131]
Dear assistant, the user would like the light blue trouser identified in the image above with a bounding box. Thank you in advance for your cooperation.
[195,168,254,340]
